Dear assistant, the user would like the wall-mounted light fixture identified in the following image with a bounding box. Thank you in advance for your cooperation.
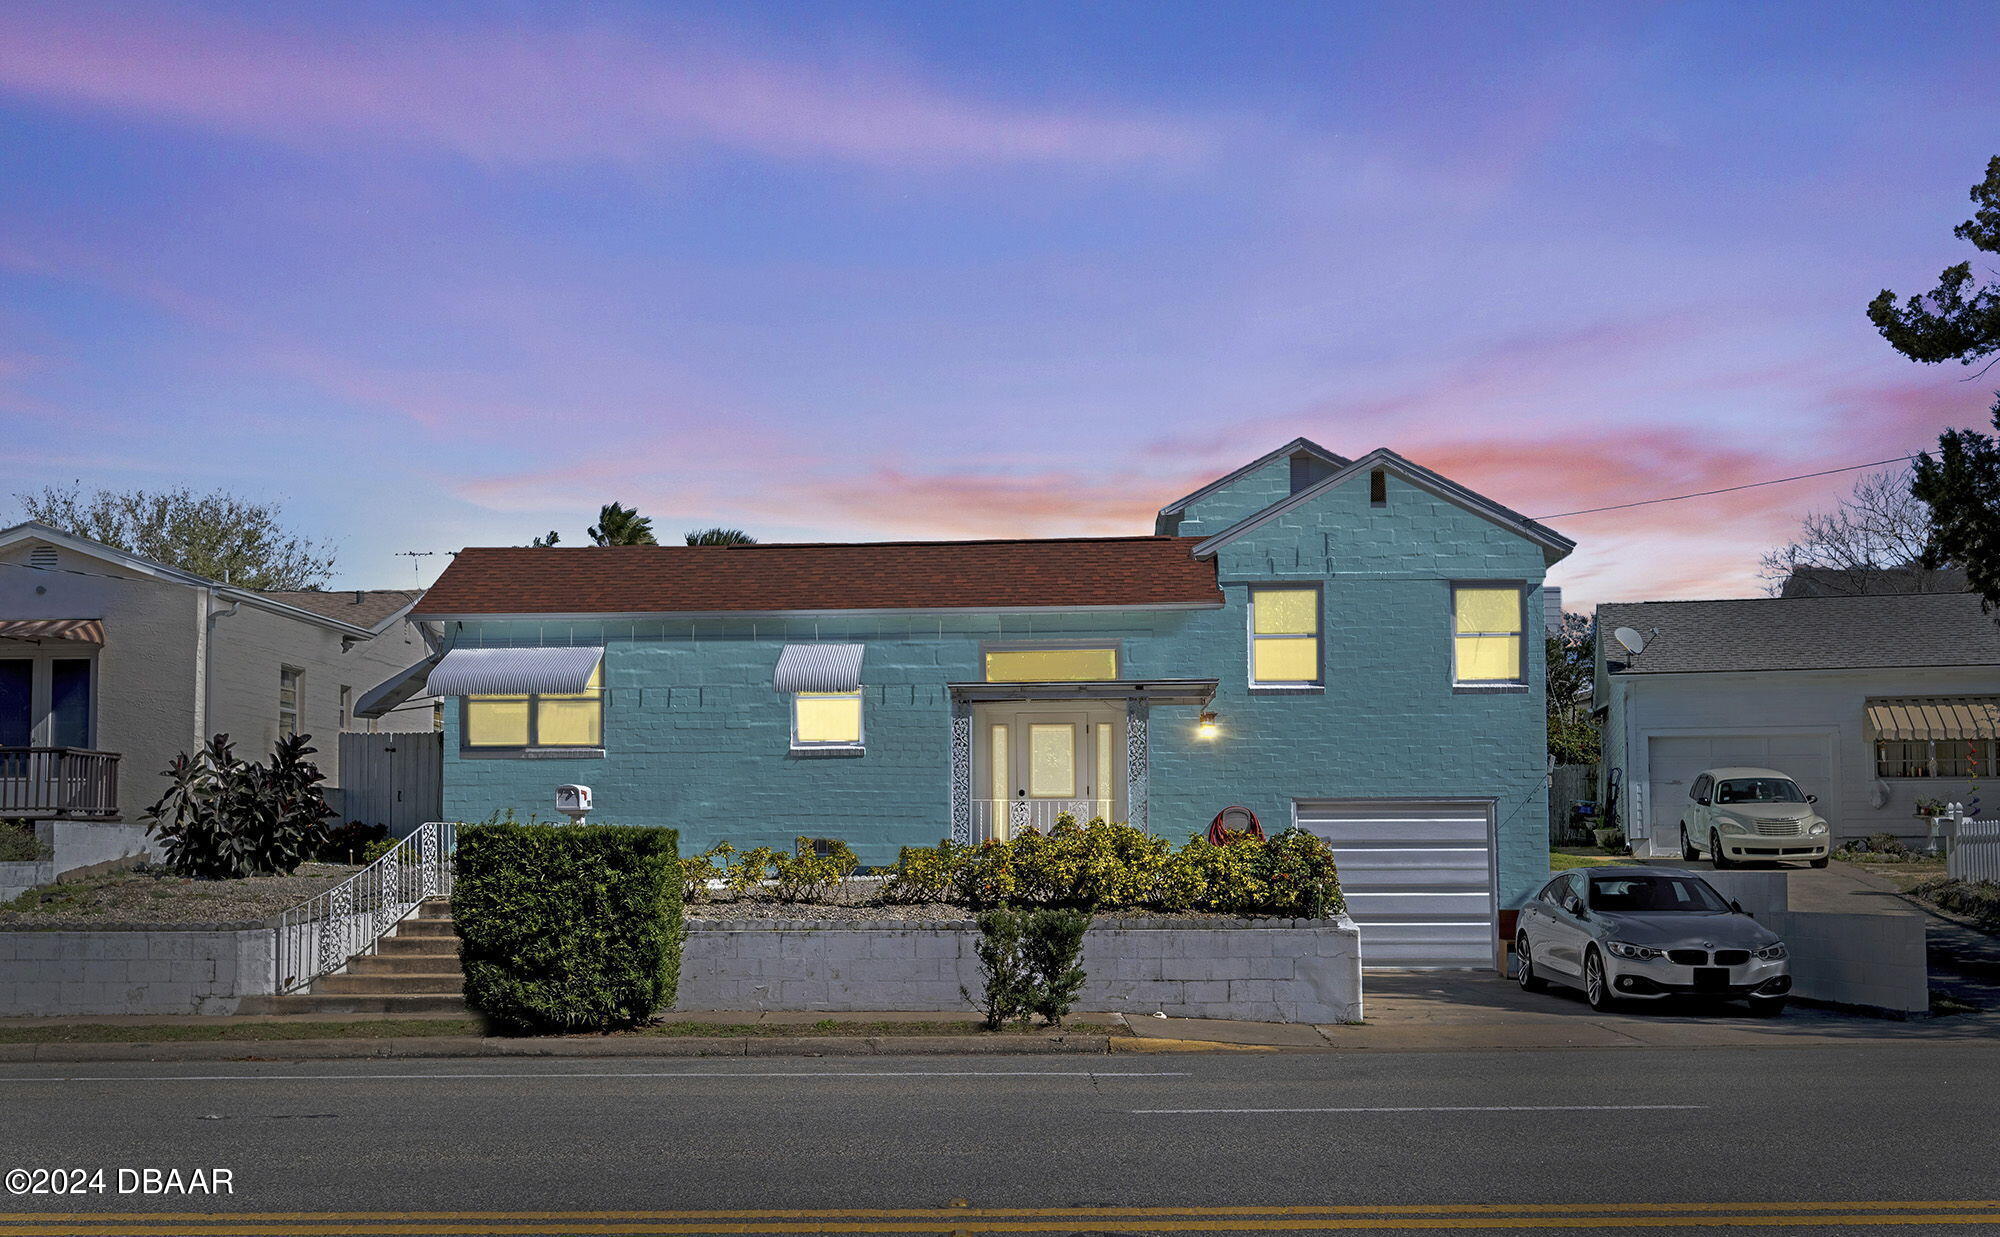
[1197,711,1219,740]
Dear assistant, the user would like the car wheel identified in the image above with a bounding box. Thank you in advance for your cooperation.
[1710,829,1734,870]
[1682,827,1699,861]
[1809,856,1829,869]
[1748,997,1788,1018]
[1516,934,1546,992]
[1584,948,1618,1012]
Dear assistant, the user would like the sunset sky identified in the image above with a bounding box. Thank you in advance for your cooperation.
[1,1,1995,605]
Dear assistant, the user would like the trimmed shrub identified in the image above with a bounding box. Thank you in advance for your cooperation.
[964,905,1092,1028]
[771,836,859,902]
[454,823,683,1034]
[681,841,735,904]
[964,908,1030,1029]
[881,840,962,904]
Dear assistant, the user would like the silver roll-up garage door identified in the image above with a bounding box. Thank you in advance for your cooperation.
[1295,799,1496,968]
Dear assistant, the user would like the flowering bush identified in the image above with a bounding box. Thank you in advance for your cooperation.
[771,837,859,902]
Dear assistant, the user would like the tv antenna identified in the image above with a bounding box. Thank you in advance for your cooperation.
[395,550,435,582]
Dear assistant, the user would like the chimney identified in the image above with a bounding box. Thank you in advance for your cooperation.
[353,590,363,605]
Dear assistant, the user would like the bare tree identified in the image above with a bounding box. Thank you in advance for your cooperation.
[1759,468,1957,596]
[16,484,335,590]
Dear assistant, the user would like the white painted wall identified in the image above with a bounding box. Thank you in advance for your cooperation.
[1,536,437,820]
[1608,667,2000,855]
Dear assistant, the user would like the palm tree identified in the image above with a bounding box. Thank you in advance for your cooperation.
[684,527,758,546]
[589,503,658,546]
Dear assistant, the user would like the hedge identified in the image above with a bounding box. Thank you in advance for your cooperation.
[883,815,1346,917]
[453,823,683,1034]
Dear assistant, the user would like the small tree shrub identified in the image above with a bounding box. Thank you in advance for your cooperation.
[964,905,1092,1028]
[144,733,333,879]
[0,819,48,862]
[723,846,777,897]
[454,823,683,1034]
[681,841,735,904]
[771,836,859,902]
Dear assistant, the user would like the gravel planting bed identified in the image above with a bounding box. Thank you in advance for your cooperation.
[0,863,360,929]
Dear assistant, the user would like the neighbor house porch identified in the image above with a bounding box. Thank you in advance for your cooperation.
[2,619,118,820]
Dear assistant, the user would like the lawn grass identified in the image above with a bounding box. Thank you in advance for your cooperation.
[1549,848,1637,871]
[0,1017,1123,1045]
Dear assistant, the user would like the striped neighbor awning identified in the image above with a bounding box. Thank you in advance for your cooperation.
[0,618,103,643]
[1867,696,2000,742]
[772,643,865,694]
[426,646,604,697]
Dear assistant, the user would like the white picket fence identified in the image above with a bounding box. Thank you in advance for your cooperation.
[1948,818,2000,883]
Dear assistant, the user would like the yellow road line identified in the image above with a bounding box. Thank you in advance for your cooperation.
[7,1202,1999,1222]
[6,1216,2000,1235]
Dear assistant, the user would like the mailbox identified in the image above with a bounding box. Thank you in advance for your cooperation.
[556,784,593,824]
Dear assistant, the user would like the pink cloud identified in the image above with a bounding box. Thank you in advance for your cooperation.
[0,8,1210,170]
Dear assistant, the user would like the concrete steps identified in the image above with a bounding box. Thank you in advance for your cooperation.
[248,898,470,1017]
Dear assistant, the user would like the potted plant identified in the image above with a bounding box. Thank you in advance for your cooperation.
[1915,796,1948,821]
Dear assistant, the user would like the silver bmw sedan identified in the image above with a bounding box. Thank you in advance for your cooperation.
[1515,866,1793,1015]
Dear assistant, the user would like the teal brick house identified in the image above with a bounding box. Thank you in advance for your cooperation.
[363,440,1573,967]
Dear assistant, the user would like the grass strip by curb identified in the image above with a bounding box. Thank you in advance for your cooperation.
[0,1018,1130,1045]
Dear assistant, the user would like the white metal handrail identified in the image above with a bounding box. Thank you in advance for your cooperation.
[970,798,1114,843]
[275,821,456,994]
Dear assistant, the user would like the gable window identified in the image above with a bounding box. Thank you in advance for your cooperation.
[1250,586,1320,686]
[278,667,302,738]
[793,690,864,748]
[984,648,1118,682]
[1453,585,1525,685]
[465,664,603,749]
[1369,469,1387,507]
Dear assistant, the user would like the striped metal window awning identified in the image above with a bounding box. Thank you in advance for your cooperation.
[1866,696,2000,742]
[0,618,103,643]
[773,643,865,694]
[427,646,604,696]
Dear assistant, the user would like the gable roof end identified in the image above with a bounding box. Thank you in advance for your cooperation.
[1153,437,1348,534]
[1188,448,1576,565]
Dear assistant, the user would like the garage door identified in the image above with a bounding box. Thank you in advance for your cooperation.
[1644,734,1834,856]
[1294,800,1495,968]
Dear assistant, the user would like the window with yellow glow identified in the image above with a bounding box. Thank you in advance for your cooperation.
[1453,585,1524,684]
[1250,587,1320,685]
[793,691,863,747]
[464,664,603,749]
[983,648,1118,682]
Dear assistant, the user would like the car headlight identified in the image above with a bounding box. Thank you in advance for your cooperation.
[1718,815,1751,832]
[1606,940,1664,961]
[1755,943,1788,961]
[1809,820,1828,836]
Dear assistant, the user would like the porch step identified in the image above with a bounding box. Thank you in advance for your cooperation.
[240,992,470,1016]
[344,951,460,975]
[314,972,464,996]
[374,934,459,958]
[391,917,458,938]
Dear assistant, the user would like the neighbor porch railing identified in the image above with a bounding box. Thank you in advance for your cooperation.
[275,821,456,994]
[1948,818,2000,884]
[0,747,119,819]
[970,798,1114,843]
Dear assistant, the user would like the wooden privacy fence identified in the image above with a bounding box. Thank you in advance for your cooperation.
[1548,764,1600,846]
[333,731,442,837]
[1949,818,2000,883]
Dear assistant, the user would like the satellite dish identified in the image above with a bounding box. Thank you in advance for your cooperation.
[1613,626,1648,656]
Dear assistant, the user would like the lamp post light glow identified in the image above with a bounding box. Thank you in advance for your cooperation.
[1197,711,1219,740]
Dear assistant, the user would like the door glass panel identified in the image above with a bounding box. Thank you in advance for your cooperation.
[0,661,28,747]
[1028,723,1076,797]
[1095,723,1114,818]
[50,659,90,748]
[989,725,1009,800]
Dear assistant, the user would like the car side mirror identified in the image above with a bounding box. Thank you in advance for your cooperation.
[1696,797,1710,806]
[1807,794,1818,804]
[1731,900,1750,917]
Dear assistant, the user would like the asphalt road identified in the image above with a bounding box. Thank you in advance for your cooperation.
[3,1040,1999,1235]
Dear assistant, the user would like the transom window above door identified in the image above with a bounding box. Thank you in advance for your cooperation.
[983,647,1118,682]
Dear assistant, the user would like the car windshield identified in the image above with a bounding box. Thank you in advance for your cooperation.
[1588,873,1733,914]
[1714,777,1805,804]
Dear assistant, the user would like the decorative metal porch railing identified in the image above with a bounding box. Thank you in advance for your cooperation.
[275,820,456,994]
[969,798,1114,843]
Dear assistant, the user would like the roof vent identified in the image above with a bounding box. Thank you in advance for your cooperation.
[28,545,57,569]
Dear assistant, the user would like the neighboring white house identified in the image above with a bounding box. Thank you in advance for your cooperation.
[0,522,438,829]
[1596,591,2000,856]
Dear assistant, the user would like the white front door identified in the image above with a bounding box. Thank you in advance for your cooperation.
[973,704,1123,839]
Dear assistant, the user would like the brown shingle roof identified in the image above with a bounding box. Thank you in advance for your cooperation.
[260,589,423,629]
[413,538,1221,617]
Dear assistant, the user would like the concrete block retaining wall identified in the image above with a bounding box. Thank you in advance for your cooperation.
[0,862,56,903]
[0,927,276,1016]
[1760,910,1929,1015]
[675,916,1364,1023]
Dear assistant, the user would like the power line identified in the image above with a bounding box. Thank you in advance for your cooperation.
[1535,455,1920,520]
